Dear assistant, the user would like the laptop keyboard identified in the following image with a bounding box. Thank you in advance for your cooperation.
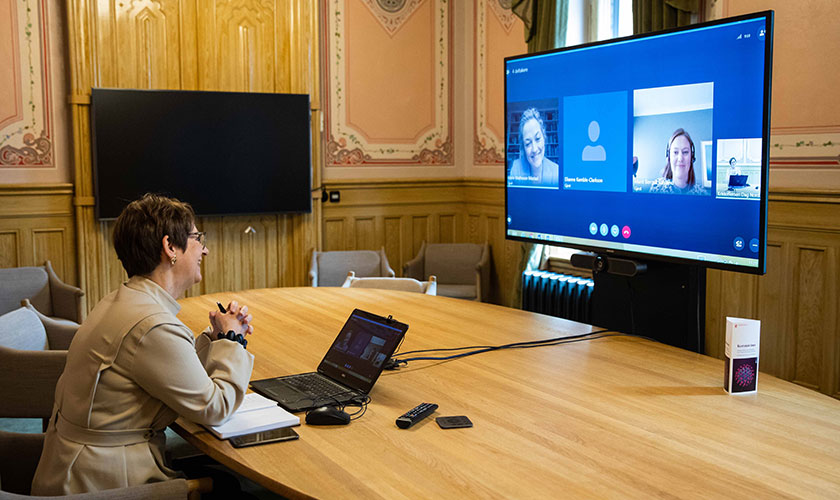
[284,373,350,398]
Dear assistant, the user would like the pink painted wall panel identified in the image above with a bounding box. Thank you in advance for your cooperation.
[0,0,22,129]
[346,1,434,142]
[484,9,526,146]
[725,0,840,134]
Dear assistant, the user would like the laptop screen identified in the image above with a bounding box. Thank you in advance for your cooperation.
[316,309,408,394]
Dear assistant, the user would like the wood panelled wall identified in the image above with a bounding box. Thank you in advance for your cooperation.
[66,0,321,309]
[324,180,840,399]
[707,190,840,399]
[0,184,77,284]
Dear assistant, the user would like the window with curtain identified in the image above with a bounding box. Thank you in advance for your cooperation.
[566,0,633,46]
[545,0,632,265]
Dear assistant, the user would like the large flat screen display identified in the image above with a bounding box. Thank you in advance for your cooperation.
[505,12,773,274]
[91,88,312,219]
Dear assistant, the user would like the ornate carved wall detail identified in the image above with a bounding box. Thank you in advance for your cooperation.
[488,0,517,33]
[0,130,52,166]
[412,139,452,164]
[326,136,372,165]
[474,135,505,164]
[363,0,425,36]
[377,0,407,13]
[0,0,54,168]
[325,0,452,166]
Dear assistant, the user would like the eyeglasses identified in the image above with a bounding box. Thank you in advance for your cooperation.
[188,231,206,249]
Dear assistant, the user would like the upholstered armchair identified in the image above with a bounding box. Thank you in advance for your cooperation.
[0,304,76,427]
[0,307,211,499]
[0,261,84,327]
[341,271,437,295]
[403,242,490,301]
[309,247,396,287]
[0,431,210,499]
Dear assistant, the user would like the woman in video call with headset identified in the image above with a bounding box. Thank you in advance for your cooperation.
[508,107,559,188]
[649,128,709,195]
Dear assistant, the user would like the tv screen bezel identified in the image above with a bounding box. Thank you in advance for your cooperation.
[503,10,773,275]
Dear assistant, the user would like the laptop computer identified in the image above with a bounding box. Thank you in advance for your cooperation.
[250,309,409,412]
[728,174,749,189]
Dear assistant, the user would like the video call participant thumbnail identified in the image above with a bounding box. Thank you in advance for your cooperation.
[508,108,559,189]
[649,128,709,196]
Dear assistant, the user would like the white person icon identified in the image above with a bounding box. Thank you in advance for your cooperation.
[582,120,606,162]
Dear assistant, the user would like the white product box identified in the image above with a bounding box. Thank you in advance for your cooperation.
[724,317,760,394]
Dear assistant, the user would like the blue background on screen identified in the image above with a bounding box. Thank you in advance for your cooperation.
[505,17,768,267]
[563,91,628,192]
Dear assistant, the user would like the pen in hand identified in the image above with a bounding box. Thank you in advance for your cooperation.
[217,302,227,314]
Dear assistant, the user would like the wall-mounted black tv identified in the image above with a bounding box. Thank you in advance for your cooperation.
[504,11,773,275]
[91,88,312,219]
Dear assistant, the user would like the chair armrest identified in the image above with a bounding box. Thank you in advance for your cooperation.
[74,479,192,500]
[1,346,66,419]
[0,430,44,495]
[402,241,427,279]
[44,261,84,323]
[22,299,78,350]
[309,250,319,287]
[378,247,396,278]
[475,243,491,303]
[424,276,437,296]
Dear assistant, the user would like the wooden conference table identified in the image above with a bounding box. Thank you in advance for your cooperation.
[173,288,840,499]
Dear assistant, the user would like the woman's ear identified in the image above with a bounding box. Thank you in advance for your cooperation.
[161,235,176,261]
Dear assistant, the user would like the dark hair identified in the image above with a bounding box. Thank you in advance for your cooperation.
[113,194,195,277]
[663,128,696,187]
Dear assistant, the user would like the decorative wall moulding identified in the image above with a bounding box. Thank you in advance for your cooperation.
[0,0,54,169]
[324,0,452,166]
[473,0,524,166]
[770,132,840,156]
[364,0,425,36]
[768,132,840,191]
[488,0,517,33]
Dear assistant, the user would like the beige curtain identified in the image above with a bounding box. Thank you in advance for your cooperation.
[512,0,569,52]
[633,0,700,34]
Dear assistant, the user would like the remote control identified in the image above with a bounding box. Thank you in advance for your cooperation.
[396,402,438,429]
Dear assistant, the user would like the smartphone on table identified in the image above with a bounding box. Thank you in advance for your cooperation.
[229,427,299,448]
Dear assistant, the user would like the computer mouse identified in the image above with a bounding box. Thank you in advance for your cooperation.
[305,405,351,426]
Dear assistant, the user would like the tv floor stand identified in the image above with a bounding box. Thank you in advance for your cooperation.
[571,253,705,353]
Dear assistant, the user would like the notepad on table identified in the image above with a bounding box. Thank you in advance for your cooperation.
[204,392,300,440]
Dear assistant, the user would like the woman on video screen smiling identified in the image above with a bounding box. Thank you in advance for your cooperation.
[509,108,559,188]
[650,128,708,195]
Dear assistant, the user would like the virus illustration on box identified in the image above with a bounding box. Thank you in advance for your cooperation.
[734,363,756,387]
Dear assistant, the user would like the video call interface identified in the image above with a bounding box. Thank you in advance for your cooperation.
[505,16,769,270]
[320,312,405,387]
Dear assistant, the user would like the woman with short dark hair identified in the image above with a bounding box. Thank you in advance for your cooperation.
[32,194,255,495]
